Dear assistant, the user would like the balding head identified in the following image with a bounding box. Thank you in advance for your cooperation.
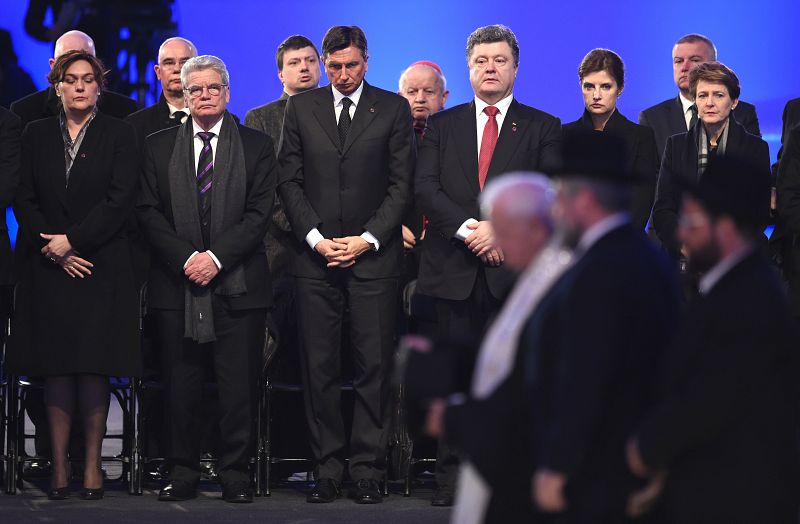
[51,30,95,69]
[398,62,448,128]
[481,172,556,271]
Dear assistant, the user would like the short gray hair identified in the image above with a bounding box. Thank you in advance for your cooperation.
[466,25,520,67]
[398,63,447,93]
[158,37,198,62]
[480,172,555,230]
[181,55,229,89]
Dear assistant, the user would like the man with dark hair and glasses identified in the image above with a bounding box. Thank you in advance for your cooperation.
[278,25,415,504]
[137,54,276,504]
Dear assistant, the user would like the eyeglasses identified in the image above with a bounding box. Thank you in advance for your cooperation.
[184,83,227,98]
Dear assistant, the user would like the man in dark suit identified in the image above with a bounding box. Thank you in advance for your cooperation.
[245,34,320,290]
[278,25,414,504]
[776,125,800,317]
[126,37,197,150]
[628,156,799,523]
[638,33,760,158]
[136,55,275,503]
[528,131,681,523]
[0,107,20,349]
[10,30,136,128]
[414,24,561,504]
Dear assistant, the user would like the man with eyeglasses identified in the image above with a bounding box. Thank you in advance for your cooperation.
[278,25,414,504]
[137,55,276,504]
[126,37,198,152]
[413,24,560,506]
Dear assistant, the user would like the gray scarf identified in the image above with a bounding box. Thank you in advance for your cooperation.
[168,111,248,343]
[697,118,729,179]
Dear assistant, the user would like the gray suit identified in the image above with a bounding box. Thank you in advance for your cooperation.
[245,92,292,277]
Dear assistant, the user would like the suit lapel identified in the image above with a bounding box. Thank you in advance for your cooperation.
[46,119,69,209]
[65,114,104,198]
[342,82,379,154]
[454,101,480,195]
[670,97,688,134]
[311,86,340,150]
[486,99,527,182]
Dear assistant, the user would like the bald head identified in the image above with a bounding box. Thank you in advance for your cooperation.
[398,63,448,128]
[51,30,95,69]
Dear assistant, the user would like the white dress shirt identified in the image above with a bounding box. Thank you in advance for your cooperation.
[167,101,190,123]
[454,94,515,241]
[184,116,223,270]
[698,245,754,295]
[576,212,631,256]
[679,93,695,131]
[304,81,381,253]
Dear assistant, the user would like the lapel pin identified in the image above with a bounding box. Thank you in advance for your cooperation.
[80,153,86,158]
[369,107,375,113]
[512,126,517,132]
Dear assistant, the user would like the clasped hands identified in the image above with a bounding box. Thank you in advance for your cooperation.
[464,221,504,267]
[315,236,371,268]
[185,252,219,287]
[40,233,93,279]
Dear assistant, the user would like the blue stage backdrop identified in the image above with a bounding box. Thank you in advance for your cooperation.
[3,0,799,242]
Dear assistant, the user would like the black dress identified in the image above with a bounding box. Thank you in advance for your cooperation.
[8,112,141,377]
[562,109,659,230]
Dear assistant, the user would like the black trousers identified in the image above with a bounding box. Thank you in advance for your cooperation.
[434,268,501,492]
[153,300,266,485]
[294,273,399,482]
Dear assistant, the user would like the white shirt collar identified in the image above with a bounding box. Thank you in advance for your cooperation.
[577,212,630,254]
[191,115,224,137]
[474,93,513,118]
[679,93,694,114]
[698,245,754,295]
[166,101,189,116]
[332,81,364,108]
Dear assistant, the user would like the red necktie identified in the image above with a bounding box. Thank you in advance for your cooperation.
[478,106,499,190]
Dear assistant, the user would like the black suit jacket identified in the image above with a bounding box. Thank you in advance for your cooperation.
[0,107,20,285]
[245,92,288,153]
[773,97,800,178]
[563,109,658,229]
[136,119,276,311]
[776,125,800,314]
[525,224,681,517]
[652,118,770,255]
[639,96,760,158]
[278,82,415,280]
[125,93,182,152]
[415,98,561,301]
[10,86,137,129]
[636,252,799,523]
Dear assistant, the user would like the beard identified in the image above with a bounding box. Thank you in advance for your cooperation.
[555,220,582,251]
[686,239,721,274]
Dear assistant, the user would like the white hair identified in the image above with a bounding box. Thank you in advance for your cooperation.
[181,55,229,88]
[480,172,556,229]
[158,37,198,62]
[398,63,447,93]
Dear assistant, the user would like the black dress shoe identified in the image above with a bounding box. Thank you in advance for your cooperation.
[79,486,104,500]
[222,481,253,503]
[47,486,70,500]
[431,488,453,506]
[158,481,197,501]
[351,479,382,504]
[307,478,340,503]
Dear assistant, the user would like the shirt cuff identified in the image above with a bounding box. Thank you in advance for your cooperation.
[206,250,222,270]
[305,228,324,250]
[455,218,479,241]
[360,231,380,252]
[183,251,199,269]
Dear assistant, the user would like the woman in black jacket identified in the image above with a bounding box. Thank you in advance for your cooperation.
[8,50,140,500]
[653,61,770,258]
[563,48,659,230]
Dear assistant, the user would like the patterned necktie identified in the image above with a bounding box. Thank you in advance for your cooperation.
[338,97,353,148]
[478,106,500,190]
[196,131,214,216]
[688,104,698,130]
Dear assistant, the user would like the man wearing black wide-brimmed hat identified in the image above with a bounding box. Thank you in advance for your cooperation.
[627,155,800,523]
[527,130,682,522]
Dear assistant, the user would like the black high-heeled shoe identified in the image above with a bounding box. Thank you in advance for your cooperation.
[47,486,70,500]
[79,486,104,500]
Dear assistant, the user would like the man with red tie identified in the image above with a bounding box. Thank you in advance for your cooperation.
[414,24,561,506]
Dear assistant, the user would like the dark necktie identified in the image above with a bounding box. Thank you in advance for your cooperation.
[172,110,188,124]
[478,106,500,190]
[688,104,698,130]
[338,97,353,148]
[197,132,214,245]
